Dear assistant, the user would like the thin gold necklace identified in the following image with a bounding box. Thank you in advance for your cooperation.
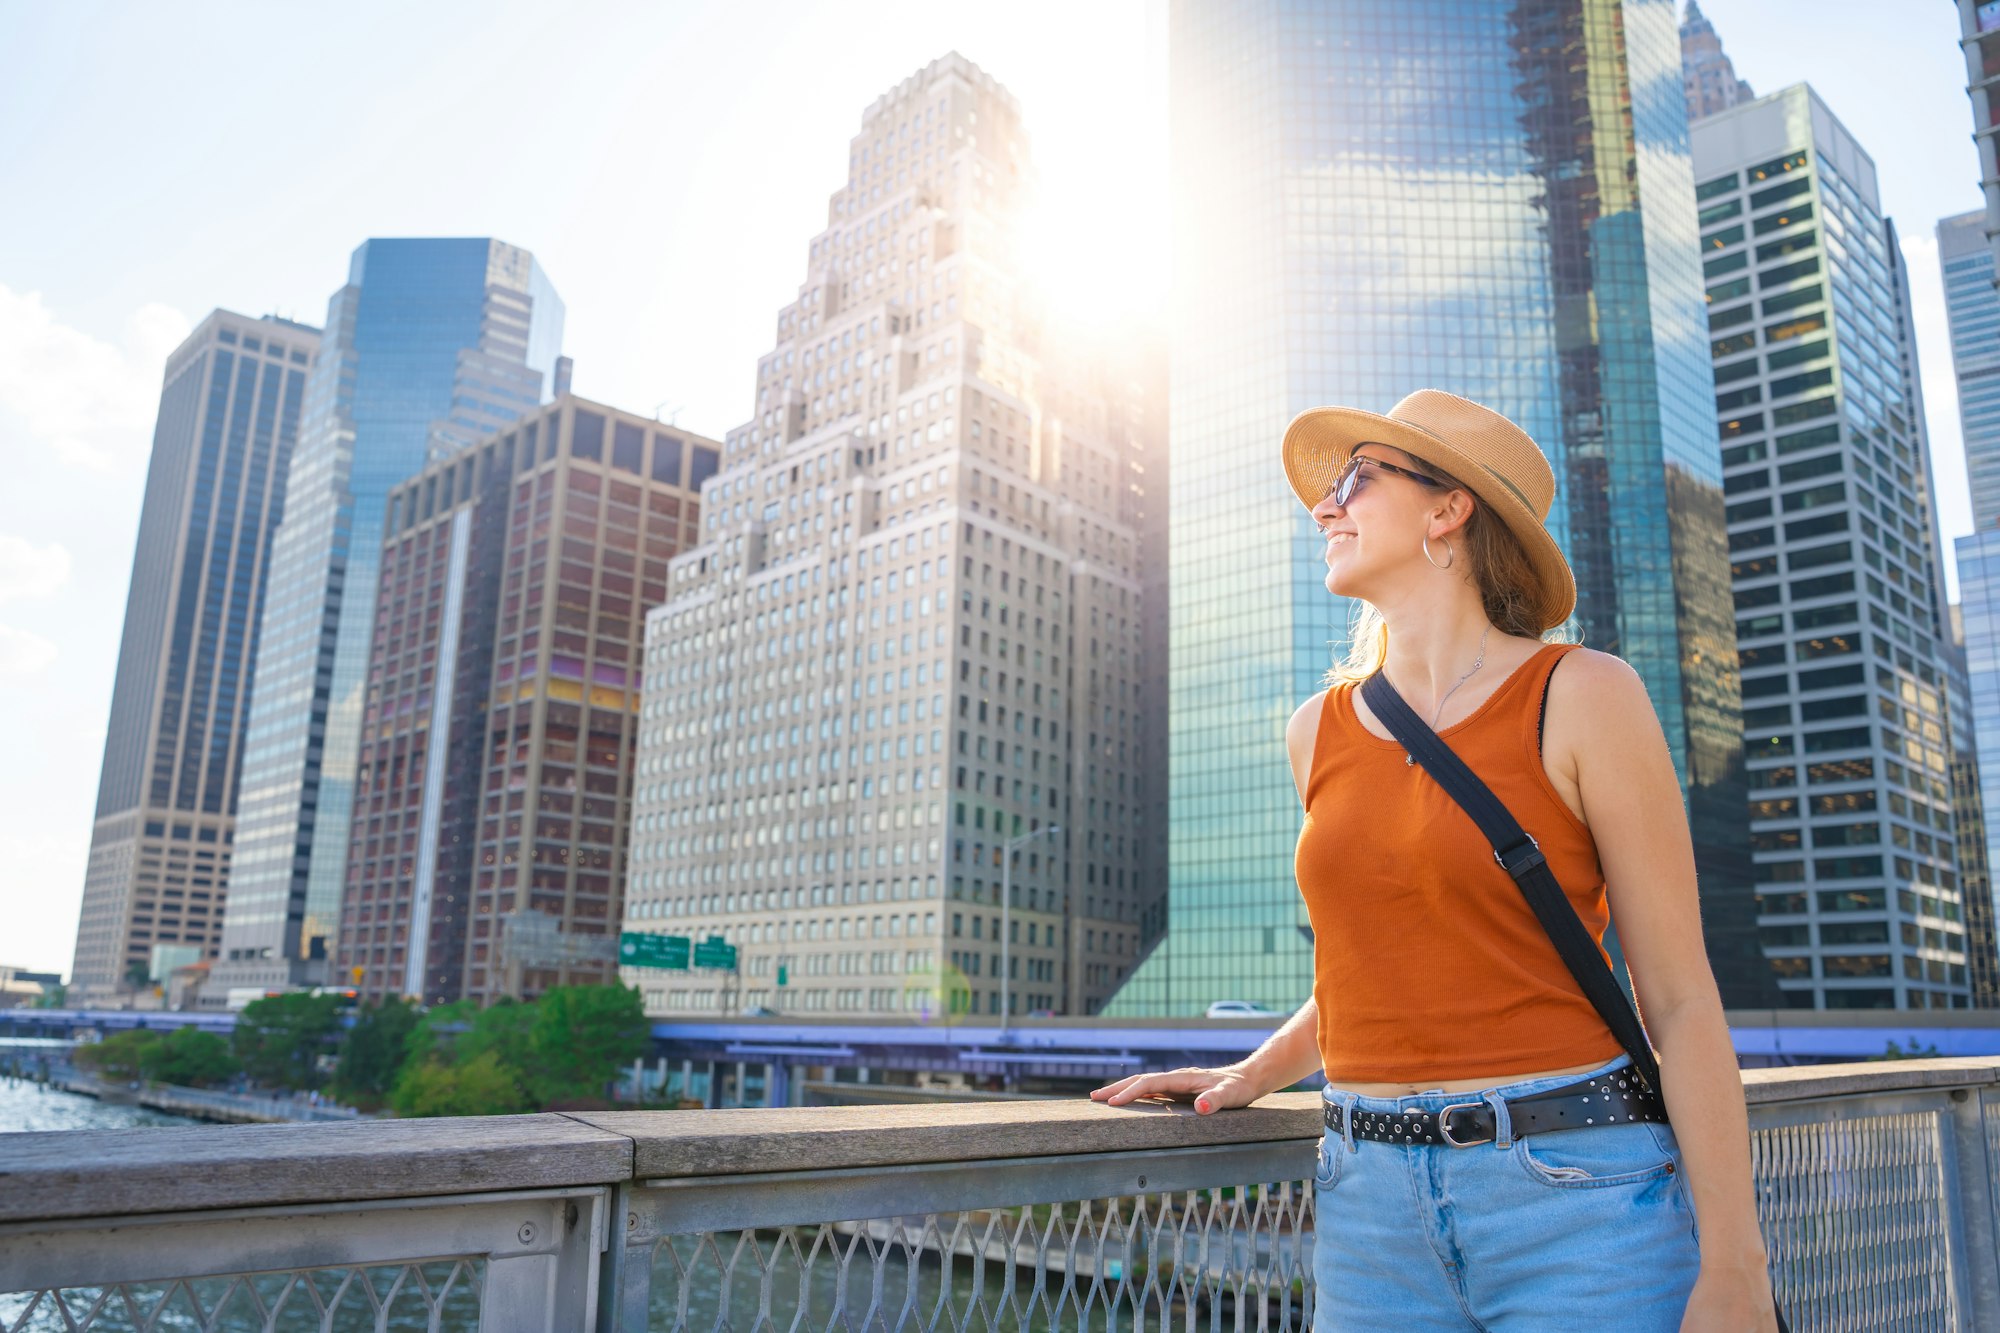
[1399,623,1490,765]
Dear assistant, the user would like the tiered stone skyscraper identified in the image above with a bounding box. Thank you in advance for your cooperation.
[208,239,563,1005]
[71,311,318,1000]
[623,53,1166,1019]
[1680,0,1756,119]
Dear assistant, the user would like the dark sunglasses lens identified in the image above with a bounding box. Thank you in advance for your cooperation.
[1333,461,1360,506]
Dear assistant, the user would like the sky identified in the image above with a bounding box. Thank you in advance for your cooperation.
[0,0,1981,979]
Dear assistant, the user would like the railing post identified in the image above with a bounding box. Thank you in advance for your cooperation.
[481,1188,609,1333]
[595,1183,655,1333]
[1950,1088,2000,1330]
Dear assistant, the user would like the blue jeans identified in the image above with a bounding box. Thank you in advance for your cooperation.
[1311,1054,1701,1330]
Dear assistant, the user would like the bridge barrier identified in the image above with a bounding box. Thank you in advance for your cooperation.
[1,1057,1996,1330]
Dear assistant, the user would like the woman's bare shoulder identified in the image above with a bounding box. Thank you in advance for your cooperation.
[1548,646,1648,701]
[1286,688,1333,807]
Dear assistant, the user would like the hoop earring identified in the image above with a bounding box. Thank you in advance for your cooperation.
[1423,534,1454,571]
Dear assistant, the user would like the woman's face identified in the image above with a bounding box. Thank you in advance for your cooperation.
[1309,444,1442,600]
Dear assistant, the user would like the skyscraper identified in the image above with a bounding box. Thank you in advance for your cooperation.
[1953,1,2000,275]
[1108,0,1769,1020]
[208,239,563,1005]
[1944,207,2000,1007]
[334,396,716,1005]
[624,54,1166,1020]
[1942,212,2000,530]
[71,311,318,1000]
[1694,85,1967,1008]
[1679,0,1756,119]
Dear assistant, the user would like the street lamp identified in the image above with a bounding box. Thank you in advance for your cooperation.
[999,823,1062,1032]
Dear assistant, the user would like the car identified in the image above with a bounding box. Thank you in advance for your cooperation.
[740,1004,780,1017]
[1205,1000,1278,1019]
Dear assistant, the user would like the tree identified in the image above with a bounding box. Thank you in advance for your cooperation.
[527,983,650,1107]
[139,1027,239,1087]
[389,998,538,1117]
[231,992,344,1089]
[392,1049,537,1118]
[331,997,419,1108]
[72,1030,160,1080]
[123,960,154,991]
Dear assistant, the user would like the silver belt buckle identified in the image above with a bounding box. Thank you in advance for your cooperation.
[1436,1101,1495,1148]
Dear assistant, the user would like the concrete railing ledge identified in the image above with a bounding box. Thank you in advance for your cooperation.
[1740,1054,2000,1104]
[0,1113,633,1224]
[7,1057,1997,1226]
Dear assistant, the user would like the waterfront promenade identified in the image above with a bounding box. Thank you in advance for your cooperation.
[2,1056,1996,1330]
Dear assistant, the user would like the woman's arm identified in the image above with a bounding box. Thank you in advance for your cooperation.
[1549,651,1776,1327]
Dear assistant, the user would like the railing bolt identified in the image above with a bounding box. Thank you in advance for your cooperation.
[1951,1088,1970,1103]
[1136,1175,1147,1189]
[629,1212,640,1228]
[519,1221,537,1244]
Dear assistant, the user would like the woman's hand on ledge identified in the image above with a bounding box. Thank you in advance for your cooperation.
[1089,1065,1266,1115]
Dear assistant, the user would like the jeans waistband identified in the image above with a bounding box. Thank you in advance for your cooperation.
[1320,1052,1634,1115]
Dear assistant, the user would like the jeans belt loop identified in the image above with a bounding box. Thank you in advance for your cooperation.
[1481,1087,1514,1150]
[1331,1090,1359,1154]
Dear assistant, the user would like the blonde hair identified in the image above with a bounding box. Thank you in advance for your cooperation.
[1321,456,1566,685]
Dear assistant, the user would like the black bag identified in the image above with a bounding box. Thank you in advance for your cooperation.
[1359,666,1789,1332]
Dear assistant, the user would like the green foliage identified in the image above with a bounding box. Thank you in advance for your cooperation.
[1876,1038,1943,1061]
[123,960,154,990]
[331,997,419,1108]
[392,1050,537,1118]
[138,1027,239,1087]
[528,984,650,1106]
[231,992,344,1089]
[30,983,66,1009]
[388,984,649,1118]
[72,1030,161,1080]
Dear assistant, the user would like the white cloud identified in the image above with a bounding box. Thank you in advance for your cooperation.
[0,535,73,603]
[0,623,58,675]
[0,285,190,473]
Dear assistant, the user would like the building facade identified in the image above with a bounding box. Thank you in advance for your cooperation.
[1693,85,1968,1008]
[208,239,562,1004]
[624,54,1167,1020]
[1944,207,2000,1008]
[1943,212,2000,530]
[71,311,318,1000]
[1679,0,1756,120]
[1108,0,1769,1020]
[334,397,715,1005]
[1954,0,2000,275]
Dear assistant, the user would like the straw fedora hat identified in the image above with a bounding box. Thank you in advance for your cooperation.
[1281,388,1576,631]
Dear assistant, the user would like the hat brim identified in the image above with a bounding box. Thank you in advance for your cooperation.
[1282,405,1577,632]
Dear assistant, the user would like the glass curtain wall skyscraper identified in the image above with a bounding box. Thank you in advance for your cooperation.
[210,239,562,1003]
[1945,207,2000,1007]
[1107,0,1770,1019]
[70,311,317,1000]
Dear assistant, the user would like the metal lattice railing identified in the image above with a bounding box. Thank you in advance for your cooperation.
[630,1182,1316,1331]
[0,1260,481,1333]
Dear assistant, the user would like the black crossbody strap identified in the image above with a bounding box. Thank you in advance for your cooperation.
[1360,669,1662,1093]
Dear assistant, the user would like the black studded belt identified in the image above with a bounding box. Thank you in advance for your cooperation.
[1322,1068,1667,1148]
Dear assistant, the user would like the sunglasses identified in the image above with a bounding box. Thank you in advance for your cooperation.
[1326,453,1442,508]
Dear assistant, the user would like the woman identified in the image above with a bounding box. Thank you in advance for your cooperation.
[1090,390,1778,1330]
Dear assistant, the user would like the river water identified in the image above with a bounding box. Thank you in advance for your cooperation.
[0,1070,199,1133]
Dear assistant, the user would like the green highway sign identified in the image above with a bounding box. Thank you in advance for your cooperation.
[692,935,737,970]
[619,932,689,970]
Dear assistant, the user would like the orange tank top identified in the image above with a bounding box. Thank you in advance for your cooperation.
[1295,642,1624,1083]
